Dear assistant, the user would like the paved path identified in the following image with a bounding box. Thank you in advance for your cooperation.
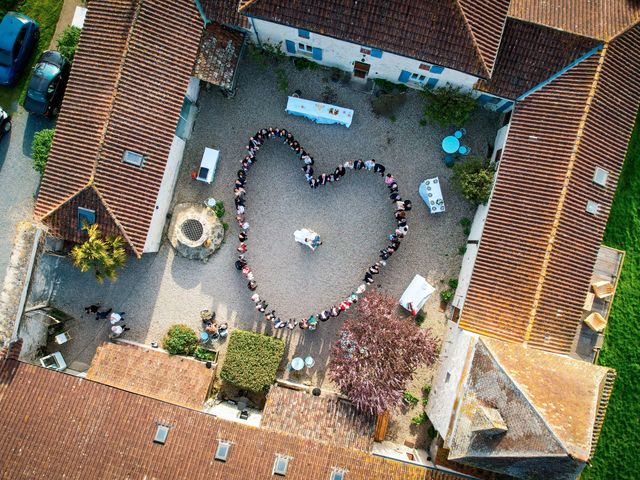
[0,110,50,287]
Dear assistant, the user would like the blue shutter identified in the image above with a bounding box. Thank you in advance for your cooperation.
[426,78,439,89]
[430,65,444,74]
[497,101,514,112]
[370,48,382,58]
[398,70,411,83]
[285,40,296,54]
[298,29,310,39]
[477,94,492,105]
[312,47,323,61]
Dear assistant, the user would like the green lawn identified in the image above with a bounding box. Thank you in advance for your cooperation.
[581,111,640,479]
[0,0,64,112]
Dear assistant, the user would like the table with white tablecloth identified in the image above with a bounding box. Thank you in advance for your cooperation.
[285,96,354,127]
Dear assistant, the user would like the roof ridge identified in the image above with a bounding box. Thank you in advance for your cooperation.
[523,46,608,345]
[454,0,492,79]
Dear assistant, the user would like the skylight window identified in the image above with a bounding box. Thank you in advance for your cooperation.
[273,455,290,476]
[593,167,609,187]
[215,441,231,462]
[330,469,346,480]
[153,425,169,444]
[123,149,145,166]
[586,200,600,215]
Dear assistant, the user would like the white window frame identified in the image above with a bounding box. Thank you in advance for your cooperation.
[297,42,313,56]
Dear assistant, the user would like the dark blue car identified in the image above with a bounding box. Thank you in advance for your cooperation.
[0,12,39,86]
[25,51,70,116]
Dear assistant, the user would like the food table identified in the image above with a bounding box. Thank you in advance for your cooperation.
[399,274,436,314]
[419,177,445,213]
[285,96,354,128]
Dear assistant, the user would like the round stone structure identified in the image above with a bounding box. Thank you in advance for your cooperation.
[168,203,224,262]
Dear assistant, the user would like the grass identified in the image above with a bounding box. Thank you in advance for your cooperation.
[581,111,640,480]
[0,0,64,112]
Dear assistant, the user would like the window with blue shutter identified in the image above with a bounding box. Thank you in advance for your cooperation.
[430,65,444,74]
[370,48,382,58]
[285,40,296,54]
[426,78,439,88]
[298,29,310,39]
[312,47,323,61]
[398,70,411,83]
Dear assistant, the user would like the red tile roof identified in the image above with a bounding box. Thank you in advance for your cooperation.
[200,0,250,29]
[35,0,203,256]
[0,359,462,480]
[460,24,640,354]
[193,22,245,89]
[509,0,640,40]
[241,0,492,78]
[477,18,602,100]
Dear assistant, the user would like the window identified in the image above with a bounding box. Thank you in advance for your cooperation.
[586,200,600,215]
[330,469,346,480]
[153,425,170,444]
[122,149,145,166]
[370,48,382,58]
[273,455,290,476]
[176,97,195,140]
[418,63,431,71]
[410,73,426,82]
[77,207,95,231]
[494,148,503,163]
[360,47,371,55]
[215,441,231,462]
[593,167,609,187]
[298,28,310,39]
[297,42,313,54]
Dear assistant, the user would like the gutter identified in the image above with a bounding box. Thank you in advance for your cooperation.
[193,0,209,26]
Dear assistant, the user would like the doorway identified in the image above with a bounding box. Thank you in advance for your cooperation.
[353,61,371,79]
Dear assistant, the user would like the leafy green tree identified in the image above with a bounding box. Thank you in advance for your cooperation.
[31,128,55,175]
[70,223,127,283]
[162,325,199,355]
[452,157,496,205]
[56,26,81,63]
[421,85,477,127]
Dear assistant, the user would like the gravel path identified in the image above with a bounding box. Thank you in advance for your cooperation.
[47,55,500,379]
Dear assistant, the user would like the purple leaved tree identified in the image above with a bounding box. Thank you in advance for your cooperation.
[328,290,438,416]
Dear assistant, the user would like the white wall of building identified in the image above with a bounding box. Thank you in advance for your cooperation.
[248,18,479,91]
[143,135,186,253]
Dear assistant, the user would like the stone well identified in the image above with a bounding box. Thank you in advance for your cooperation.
[168,203,224,262]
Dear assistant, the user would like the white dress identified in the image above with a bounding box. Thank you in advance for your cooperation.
[294,229,318,250]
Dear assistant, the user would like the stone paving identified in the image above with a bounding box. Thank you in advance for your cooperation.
[43,55,501,384]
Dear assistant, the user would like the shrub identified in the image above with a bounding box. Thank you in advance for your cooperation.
[213,200,225,219]
[31,128,55,175]
[427,425,437,438]
[162,324,199,355]
[452,157,496,205]
[371,92,406,118]
[294,57,320,70]
[70,223,127,283]
[448,278,459,290]
[411,412,428,425]
[194,346,216,362]
[440,289,453,303]
[459,217,472,228]
[374,78,407,94]
[458,246,467,255]
[415,310,426,326]
[421,85,477,127]
[419,118,427,127]
[220,330,285,392]
[422,384,431,396]
[275,68,289,93]
[56,26,81,63]
[403,391,419,405]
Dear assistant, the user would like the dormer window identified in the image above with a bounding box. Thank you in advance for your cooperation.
[123,149,145,166]
[273,455,290,476]
[215,441,231,462]
[77,207,95,231]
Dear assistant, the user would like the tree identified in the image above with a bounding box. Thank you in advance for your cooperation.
[328,290,438,415]
[421,85,477,127]
[56,26,81,63]
[70,223,127,283]
[452,157,496,205]
[162,324,199,355]
[31,128,55,175]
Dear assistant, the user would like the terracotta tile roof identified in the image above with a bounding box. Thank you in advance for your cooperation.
[509,0,640,40]
[0,359,462,480]
[241,0,490,78]
[87,342,214,410]
[35,0,203,256]
[457,0,510,75]
[262,385,375,451]
[477,18,602,100]
[194,23,245,89]
[447,337,614,478]
[460,24,640,354]
[200,0,250,29]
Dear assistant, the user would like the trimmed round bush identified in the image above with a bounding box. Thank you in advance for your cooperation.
[162,324,199,355]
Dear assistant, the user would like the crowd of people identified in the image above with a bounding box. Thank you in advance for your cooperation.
[234,128,410,331]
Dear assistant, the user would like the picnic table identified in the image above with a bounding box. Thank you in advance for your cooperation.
[285,96,353,127]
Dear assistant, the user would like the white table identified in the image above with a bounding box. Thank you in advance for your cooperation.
[419,177,445,213]
[196,147,220,184]
[399,274,436,313]
[285,96,354,128]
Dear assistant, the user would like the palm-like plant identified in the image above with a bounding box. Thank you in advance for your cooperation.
[70,223,127,283]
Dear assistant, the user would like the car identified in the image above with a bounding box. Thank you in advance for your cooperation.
[0,106,10,139]
[0,12,39,86]
[24,50,70,117]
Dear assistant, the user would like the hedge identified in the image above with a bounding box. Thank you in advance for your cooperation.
[220,330,284,392]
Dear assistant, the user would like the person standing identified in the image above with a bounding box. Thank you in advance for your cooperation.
[373,163,386,175]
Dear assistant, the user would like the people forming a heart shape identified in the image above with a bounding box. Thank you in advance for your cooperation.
[234,128,412,332]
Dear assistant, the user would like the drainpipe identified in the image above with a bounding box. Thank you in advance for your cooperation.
[193,0,209,26]
[249,16,262,48]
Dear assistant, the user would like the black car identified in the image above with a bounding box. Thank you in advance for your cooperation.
[0,106,10,139]
[24,50,70,117]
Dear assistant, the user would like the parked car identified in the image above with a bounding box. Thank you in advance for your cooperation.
[0,12,39,86]
[24,51,70,117]
[0,106,10,138]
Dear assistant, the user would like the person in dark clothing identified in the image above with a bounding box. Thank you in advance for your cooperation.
[319,310,330,321]
[334,165,346,178]
[369,264,380,275]
[95,308,113,320]
[390,192,401,201]
[395,210,406,220]
[85,304,100,314]
[318,173,328,185]
[303,164,313,176]
[309,177,318,188]
[248,280,257,291]
[364,272,374,284]
[373,163,386,175]
[238,232,247,242]
[354,159,365,170]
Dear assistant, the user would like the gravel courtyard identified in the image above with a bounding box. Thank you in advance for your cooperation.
[43,55,500,384]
